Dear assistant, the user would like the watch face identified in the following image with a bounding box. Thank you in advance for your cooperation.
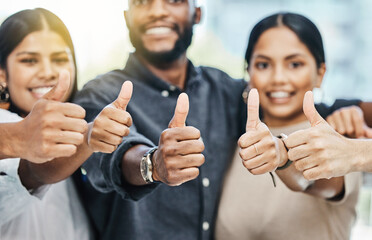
[140,157,149,179]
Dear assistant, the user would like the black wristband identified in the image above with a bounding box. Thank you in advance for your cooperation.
[276,133,292,171]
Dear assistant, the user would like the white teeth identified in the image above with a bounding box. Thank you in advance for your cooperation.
[146,27,172,35]
[31,87,53,95]
[270,91,290,98]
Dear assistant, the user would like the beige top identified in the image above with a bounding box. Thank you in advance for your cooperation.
[215,121,361,240]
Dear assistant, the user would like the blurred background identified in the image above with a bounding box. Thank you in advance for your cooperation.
[2,0,372,239]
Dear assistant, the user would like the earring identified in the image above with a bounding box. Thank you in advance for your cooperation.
[0,82,10,110]
[0,82,9,103]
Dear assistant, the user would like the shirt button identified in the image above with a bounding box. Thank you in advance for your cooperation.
[161,90,169,97]
[169,85,176,91]
[202,221,210,231]
[202,178,210,187]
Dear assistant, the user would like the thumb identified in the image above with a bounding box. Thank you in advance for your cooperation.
[303,91,325,127]
[246,88,260,130]
[112,81,133,110]
[42,69,70,101]
[169,93,189,128]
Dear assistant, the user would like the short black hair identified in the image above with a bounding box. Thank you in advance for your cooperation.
[245,12,325,69]
[0,8,78,101]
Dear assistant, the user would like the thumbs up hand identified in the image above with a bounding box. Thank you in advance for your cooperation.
[238,89,286,175]
[285,91,358,180]
[151,93,205,186]
[88,81,133,153]
[17,70,88,163]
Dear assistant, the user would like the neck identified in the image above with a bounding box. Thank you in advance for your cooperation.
[263,111,308,128]
[136,52,189,90]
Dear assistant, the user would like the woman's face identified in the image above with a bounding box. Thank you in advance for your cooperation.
[0,29,75,115]
[248,26,325,125]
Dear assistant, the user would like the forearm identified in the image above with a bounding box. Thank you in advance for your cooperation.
[352,138,372,172]
[18,142,93,189]
[304,177,345,200]
[0,122,23,159]
[121,144,151,186]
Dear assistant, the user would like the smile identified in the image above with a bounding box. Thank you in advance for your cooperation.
[29,86,54,97]
[145,27,173,35]
[267,91,295,103]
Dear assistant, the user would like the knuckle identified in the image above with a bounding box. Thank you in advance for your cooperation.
[76,134,85,145]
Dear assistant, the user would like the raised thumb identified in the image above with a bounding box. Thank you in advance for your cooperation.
[42,69,70,101]
[112,81,133,110]
[246,88,261,131]
[168,93,189,128]
[303,91,325,127]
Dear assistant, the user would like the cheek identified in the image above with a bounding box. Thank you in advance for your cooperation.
[289,68,316,90]
[59,63,76,102]
[249,72,270,92]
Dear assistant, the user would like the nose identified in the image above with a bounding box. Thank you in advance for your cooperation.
[148,0,169,19]
[38,59,58,81]
[271,65,287,85]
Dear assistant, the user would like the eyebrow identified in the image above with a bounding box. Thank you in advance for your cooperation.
[253,53,306,61]
[16,51,68,57]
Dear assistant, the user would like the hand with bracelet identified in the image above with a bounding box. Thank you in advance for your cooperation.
[148,93,205,186]
[238,88,289,175]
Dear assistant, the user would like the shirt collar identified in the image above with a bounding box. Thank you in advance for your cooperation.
[124,53,202,92]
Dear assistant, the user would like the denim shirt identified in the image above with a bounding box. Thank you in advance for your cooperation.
[73,53,247,240]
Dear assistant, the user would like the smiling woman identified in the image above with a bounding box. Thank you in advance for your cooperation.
[216,12,365,240]
[4,30,76,116]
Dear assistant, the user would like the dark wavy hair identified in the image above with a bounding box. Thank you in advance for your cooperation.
[245,12,325,69]
[0,8,77,103]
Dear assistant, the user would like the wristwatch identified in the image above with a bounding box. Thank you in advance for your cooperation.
[140,147,158,184]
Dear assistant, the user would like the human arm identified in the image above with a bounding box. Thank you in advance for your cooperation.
[238,89,287,174]
[238,89,344,198]
[0,70,87,163]
[121,93,205,186]
[18,82,134,189]
[285,91,372,180]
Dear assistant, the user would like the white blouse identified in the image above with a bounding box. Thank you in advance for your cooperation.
[0,109,92,240]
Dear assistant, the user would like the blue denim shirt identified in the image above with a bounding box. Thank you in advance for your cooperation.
[73,53,247,240]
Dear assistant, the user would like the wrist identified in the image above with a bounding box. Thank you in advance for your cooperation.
[2,122,23,158]
[351,138,370,172]
[276,135,289,168]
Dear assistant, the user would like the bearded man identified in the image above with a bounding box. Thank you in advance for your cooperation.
[73,1,247,239]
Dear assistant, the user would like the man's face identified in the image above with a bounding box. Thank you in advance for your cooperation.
[125,0,201,64]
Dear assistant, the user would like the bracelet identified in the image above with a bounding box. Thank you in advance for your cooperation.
[276,133,293,171]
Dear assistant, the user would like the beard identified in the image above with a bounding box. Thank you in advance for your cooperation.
[129,19,195,65]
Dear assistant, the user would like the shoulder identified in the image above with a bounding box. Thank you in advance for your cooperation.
[0,109,22,123]
[197,66,247,93]
[73,70,128,107]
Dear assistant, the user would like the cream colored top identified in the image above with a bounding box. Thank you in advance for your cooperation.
[215,121,361,240]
